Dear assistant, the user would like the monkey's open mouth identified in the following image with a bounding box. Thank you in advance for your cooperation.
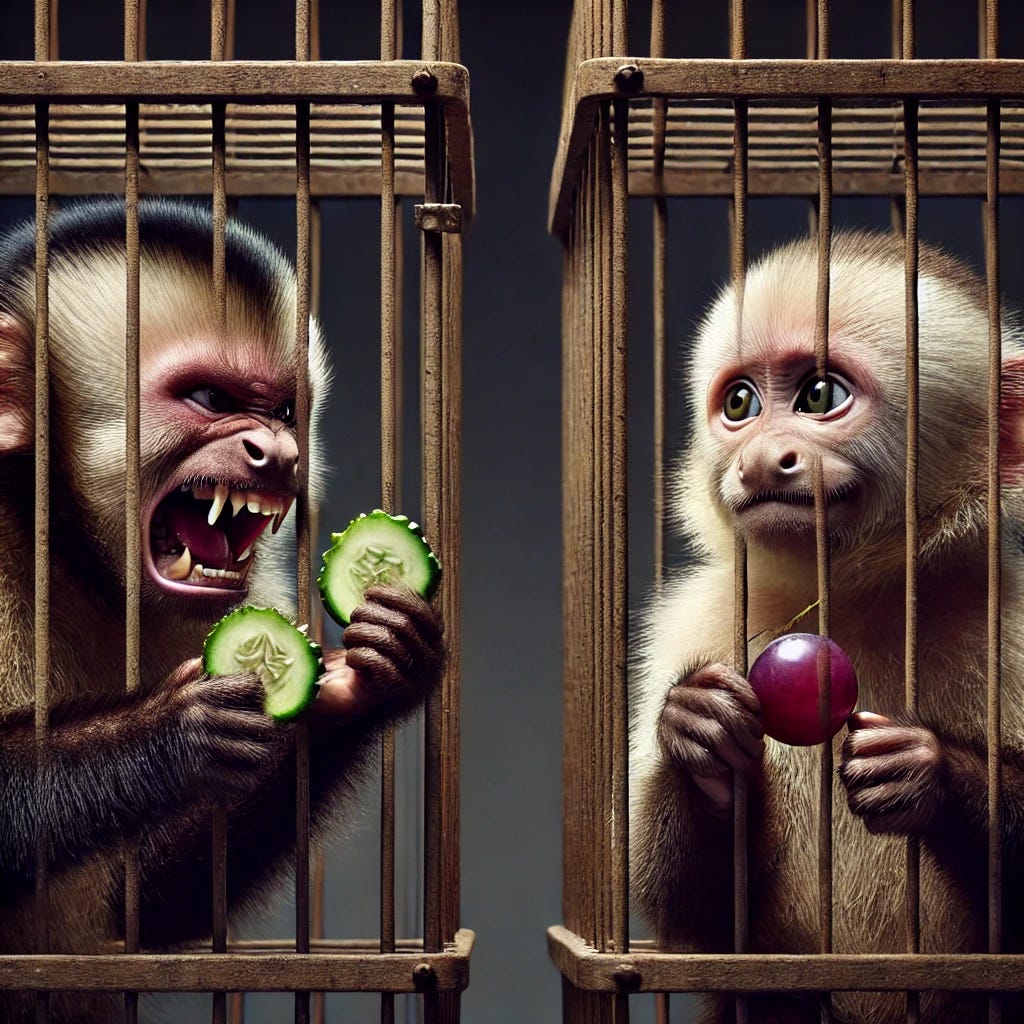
[145,480,294,595]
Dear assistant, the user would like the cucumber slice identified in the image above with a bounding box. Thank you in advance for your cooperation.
[318,509,442,626]
[203,606,324,721]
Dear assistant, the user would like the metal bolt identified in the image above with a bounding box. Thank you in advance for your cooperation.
[411,69,439,95]
[612,966,642,993]
[614,64,643,92]
[412,963,437,989]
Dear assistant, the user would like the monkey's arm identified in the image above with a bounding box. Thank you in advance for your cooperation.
[0,670,274,893]
[137,585,443,947]
[631,661,766,950]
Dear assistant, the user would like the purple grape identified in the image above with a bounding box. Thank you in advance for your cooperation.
[748,633,858,746]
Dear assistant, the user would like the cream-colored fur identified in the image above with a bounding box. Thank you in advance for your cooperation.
[631,234,1022,1023]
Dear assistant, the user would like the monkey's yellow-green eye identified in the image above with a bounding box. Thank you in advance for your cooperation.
[723,381,762,422]
[795,375,851,416]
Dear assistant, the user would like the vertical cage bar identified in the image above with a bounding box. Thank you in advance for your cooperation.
[729,0,751,1016]
[984,11,1003,1018]
[813,89,834,1024]
[122,6,142,1010]
[209,23,229,1013]
[32,92,52,1024]
[902,79,923,1024]
[729,5,750,1017]
[651,0,671,970]
[309,198,326,1024]
[32,14,51,1024]
[611,97,629,959]
[294,96,314,1024]
[597,115,612,952]
[650,0,667,598]
[379,7,399,1008]
[816,0,830,61]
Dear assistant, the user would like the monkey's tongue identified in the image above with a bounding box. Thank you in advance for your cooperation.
[164,503,232,567]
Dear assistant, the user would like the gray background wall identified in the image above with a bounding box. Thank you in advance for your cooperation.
[3,1,1024,1022]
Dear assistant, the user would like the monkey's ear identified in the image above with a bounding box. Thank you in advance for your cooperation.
[0,313,32,455]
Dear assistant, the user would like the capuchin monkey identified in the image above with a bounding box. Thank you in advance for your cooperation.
[0,198,443,1022]
[631,232,1024,1023]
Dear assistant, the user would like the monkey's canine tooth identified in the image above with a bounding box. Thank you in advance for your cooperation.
[208,484,230,526]
[230,491,246,517]
[272,509,286,534]
[165,547,193,581]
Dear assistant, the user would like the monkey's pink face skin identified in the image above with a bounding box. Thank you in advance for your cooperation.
[141,342,300,602]
[706,346,881,546]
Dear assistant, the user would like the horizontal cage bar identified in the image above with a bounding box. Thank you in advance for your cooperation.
[551,58,1024,234]
[0,931,474,994]
[0,61,473,214]
[549,927,1024,995]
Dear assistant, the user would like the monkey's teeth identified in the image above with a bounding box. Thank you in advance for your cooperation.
[190,563,205,581]
[230,492,246,517]
[237,545,253,562]
[208,484,230,525]
[165,547,193,581]
[272,510,285,534]
[247,496,261,513]
[202,567,242,581]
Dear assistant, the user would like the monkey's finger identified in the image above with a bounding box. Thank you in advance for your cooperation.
[343,618,438,675]
[163,657,204,688]
[346,600,443,665]
[658,726,731,778]
[358,585,443,644]
[687,664,761,716]
[194,674,268,712]
[344,646,405,693]
[842,724,933,759]
[669,688,764,751]
[200,708,278,741]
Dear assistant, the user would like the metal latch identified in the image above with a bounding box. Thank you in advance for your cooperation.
[414,203,463,234]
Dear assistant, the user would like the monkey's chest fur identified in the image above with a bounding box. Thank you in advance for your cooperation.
[749,639,1003,1024]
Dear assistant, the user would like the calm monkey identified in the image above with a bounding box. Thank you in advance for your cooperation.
[0,199,443,1023]
[631,233,1024,1023]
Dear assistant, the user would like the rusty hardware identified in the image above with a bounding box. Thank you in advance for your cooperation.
[612,966,642,993]
[415,203,464,234]
[412,962,438,989]
[613,63,643,92]
[411,69,439,95]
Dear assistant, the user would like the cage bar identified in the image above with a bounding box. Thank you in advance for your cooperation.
[31,89,51,1024]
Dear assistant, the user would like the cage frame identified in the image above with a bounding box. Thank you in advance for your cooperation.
[551,0,1024,1020]
[0,1,474,1019]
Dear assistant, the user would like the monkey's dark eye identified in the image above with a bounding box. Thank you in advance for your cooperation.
[794,375,852,416]
[722,381,762,422]
[273,400,296,426]
[187,386,234,414]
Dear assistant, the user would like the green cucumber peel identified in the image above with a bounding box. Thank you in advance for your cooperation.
[203,606,324,721]
[317,509,442,626]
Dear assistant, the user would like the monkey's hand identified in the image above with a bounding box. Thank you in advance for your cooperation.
[154,658,284,796]
[839,710,944,835]
[315,584,444,721]
[658,663,765,815]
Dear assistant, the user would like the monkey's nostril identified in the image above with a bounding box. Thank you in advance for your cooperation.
[243,439,268,466]
[779,452,799,472]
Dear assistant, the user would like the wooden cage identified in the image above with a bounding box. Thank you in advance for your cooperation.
[0,1,472,1021]
[550,0,1024,1021]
